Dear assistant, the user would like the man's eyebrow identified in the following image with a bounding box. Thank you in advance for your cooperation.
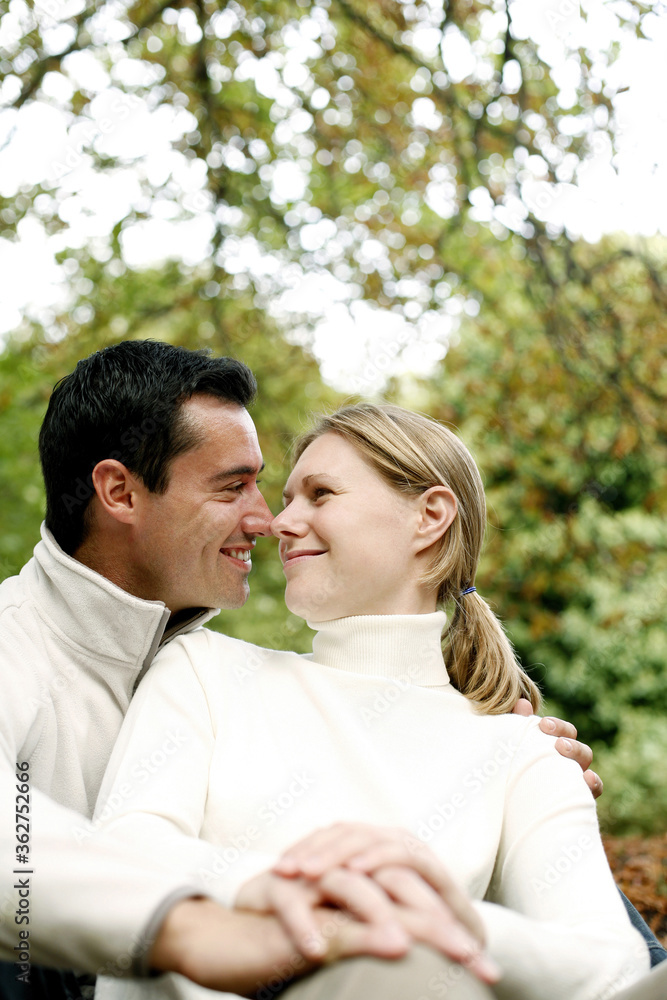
[208,462,265,486]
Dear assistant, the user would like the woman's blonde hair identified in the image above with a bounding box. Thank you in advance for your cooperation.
[293,403,542,715]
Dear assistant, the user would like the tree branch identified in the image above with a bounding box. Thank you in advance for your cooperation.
[12,0,184,109]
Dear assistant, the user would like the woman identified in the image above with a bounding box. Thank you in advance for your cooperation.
[93,403,650,999]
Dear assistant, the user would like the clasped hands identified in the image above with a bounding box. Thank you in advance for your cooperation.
[235,711,599,986]
[237,823,500,984]
[149,713,597,993]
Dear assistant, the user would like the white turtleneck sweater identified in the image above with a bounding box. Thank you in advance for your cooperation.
[0,524,216,974]
[94,613,649,1000]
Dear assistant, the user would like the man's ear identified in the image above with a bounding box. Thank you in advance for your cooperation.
[414,485,457,553]
[91,460,144,525]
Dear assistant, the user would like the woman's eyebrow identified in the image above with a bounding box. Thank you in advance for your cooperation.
[282,472,342,501]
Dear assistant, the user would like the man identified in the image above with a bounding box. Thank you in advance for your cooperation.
[0,340,650,1000]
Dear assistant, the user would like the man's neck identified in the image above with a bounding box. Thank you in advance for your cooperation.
[73,537,156,604]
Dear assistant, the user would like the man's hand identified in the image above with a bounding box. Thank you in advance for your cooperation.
[271,825,500,985]
[149,897,312,996]
[512,698,603,798]
[149,895,408,997]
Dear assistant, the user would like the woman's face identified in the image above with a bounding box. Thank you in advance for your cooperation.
[271,432,435,621]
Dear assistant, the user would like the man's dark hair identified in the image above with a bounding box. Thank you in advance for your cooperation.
[39,340,257,554]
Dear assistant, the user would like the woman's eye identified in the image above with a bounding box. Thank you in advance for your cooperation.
[312,487,332,500]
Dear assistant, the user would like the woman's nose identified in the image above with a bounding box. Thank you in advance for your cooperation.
[271,504,306,539]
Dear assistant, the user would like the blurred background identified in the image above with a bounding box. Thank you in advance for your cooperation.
[0,0,666,838]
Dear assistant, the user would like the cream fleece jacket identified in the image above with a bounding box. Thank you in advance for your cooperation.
[0,525,216,974]
[95,613,649,1000]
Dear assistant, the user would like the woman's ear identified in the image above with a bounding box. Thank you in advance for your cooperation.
[91,459,143,525]
[414,485,457,553]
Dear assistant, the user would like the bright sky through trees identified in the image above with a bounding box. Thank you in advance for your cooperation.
[0,0,665,390]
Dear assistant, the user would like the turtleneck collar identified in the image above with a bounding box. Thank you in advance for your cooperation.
[30,524,218,678]
[308,611,450,688]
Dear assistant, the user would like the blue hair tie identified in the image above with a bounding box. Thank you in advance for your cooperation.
[460,586,476,596]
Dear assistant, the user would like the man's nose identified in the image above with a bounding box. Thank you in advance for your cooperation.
[242,486,274,537]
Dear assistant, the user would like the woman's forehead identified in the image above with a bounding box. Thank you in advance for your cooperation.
[287,433,376,486]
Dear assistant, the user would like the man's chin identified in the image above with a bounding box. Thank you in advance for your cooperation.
[215,584,251,611]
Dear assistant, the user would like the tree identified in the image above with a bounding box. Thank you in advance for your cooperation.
[397,233,667,833]
[1,0,657,340]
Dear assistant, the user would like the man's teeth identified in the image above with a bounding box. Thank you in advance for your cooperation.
[226,549,251,561]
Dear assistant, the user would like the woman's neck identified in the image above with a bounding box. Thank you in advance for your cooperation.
[308,612,450,688]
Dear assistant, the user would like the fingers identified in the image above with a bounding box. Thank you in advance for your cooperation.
[584,769,604,799]
[254,868,411,961]
[275,822,405,879]
[315,910,409,963]
[540,716,578,740]
[237,872,325,959]
[316,868,410,952]
[275,824,484,945]
[554,736,593,773]
[344,830,434,875]
[373,866,500,985]
[373,863,486,951]
[520,710,595,779]
[345,841,483,942]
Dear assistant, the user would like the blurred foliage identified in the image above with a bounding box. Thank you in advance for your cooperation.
[1,0,666,832]
[393,232,667,833]
[604,832,667,947]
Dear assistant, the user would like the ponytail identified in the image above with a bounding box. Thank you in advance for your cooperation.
[442,590,542,715]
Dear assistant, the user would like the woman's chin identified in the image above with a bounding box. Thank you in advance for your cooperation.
[283,591,311,620]
[284,594,341,623]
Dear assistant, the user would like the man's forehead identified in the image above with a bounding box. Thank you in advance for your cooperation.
[184,396,255,435]
[182,394,251,423]
[180,397,263,464]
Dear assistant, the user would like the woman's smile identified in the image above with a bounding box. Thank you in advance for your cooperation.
[281,548,328,568]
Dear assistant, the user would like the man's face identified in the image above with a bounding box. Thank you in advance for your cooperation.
[131,396,272,612]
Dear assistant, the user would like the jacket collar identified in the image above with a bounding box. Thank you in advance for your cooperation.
[29,524,218,679]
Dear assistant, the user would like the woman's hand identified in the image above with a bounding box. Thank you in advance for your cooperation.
[236,867,411,960]
[270,824,500,984]
[512,699,603,798]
